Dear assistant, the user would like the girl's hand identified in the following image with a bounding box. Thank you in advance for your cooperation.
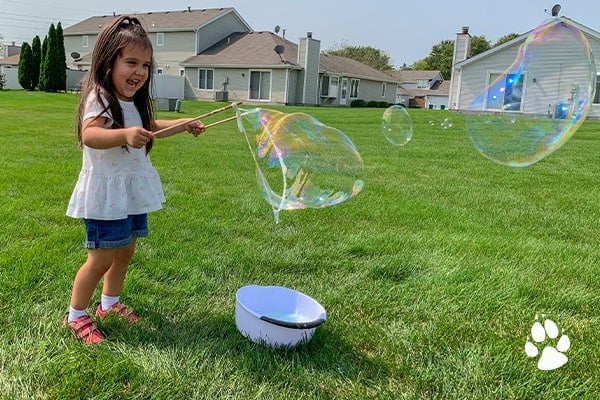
[186,119,205,137]
[124,126,154,149]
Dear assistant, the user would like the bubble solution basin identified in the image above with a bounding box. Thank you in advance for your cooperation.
[235,285,327,348]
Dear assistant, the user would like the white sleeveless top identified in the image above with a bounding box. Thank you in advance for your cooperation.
[66,94,165,220]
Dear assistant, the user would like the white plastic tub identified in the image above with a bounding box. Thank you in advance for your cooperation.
[235,285,327,348]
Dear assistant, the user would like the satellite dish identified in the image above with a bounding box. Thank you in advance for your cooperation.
[273,45,285,62]
[70,52,81,60]
[274,25,280,34]
[551,4,561,16]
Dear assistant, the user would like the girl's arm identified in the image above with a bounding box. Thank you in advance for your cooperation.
[153,118,205,138]
[82,116,154,149]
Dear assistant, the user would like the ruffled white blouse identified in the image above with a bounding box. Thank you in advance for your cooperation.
[66,95,165,220]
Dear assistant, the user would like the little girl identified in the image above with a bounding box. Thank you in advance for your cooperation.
[65,16,205,344]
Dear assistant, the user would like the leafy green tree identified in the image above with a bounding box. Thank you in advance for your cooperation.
[31,36,42,89]
[409,39,454,79]
[327,45,393,71]
[409,33,514,79]
[494,33,520,47]
[18,42,35,90]
[470,35,491,57]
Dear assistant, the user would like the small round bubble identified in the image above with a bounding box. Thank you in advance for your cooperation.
[381,105,413,146]
[441,118,453,130]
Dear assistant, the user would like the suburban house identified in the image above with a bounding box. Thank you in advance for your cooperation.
[0,53,19,70]
[0,43,21,89]
[448,18,600,119]
[385,70,450,109]
[62,7,397,106]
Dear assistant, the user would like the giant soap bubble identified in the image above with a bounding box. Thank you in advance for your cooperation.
[234,105,364,222]
[466,17,596,167]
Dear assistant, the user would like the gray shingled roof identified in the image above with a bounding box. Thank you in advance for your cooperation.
[182,31,300,68]
[63,8,241,34]
[385,70,442,82]
[182,31,399,82]
[320,53,397,82]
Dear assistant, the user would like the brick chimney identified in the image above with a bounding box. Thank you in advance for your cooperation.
[448,26,472,110]
[297,32,320,105]
[454,26,471,64]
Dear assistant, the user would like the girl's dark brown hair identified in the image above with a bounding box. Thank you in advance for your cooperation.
[77,16,155,153]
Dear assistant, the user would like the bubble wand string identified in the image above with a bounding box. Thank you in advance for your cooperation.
[153,101,243,138]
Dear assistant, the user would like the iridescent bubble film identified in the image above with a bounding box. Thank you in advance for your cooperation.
[466,17,596,167]
[234,105,364,222]
[381,105,413,146]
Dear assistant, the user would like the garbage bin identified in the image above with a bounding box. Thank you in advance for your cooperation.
[168,98,178,111]
[428,104,434,109]
[440,105,445,110]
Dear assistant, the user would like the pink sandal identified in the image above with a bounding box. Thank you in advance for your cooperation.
[95,302,139,323]
[64,314,104,344]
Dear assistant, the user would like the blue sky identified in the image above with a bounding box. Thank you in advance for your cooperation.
[2,0,599,68]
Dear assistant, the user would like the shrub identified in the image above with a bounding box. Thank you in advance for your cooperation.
[350,99,366,107]
[366,100,379,108]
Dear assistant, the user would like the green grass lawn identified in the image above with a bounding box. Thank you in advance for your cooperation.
[1,90,599,399]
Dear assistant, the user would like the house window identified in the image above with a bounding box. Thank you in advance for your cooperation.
[198,69,214,90]
[249,70,271,100]
[157,68,163,75]
[179,69,185,77]
[594,75,600,103]
[416,79,428,89]
[156,33,164,47]
[321,76,339,98]
[82,35,88,48]
[341,78,348,99]
[350,79,359,98]
[381,82,386,97]
[485,72,524,111]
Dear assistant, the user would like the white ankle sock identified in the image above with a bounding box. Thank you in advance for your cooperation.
[101,294,120,311]
[68,306,88,323]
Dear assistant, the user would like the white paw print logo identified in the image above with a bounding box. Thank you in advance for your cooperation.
[525,314,570,371]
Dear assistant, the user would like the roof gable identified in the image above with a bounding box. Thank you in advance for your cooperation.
[63,7,250,34]
[455,16,600,68]
[182,31,299,67]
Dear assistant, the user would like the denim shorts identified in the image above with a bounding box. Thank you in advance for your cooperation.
[83,214,148,249]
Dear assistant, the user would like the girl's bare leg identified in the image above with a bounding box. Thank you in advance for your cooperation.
[102,238,137,297]
[70,248,116,310]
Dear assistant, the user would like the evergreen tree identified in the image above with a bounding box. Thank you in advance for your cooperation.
[55,22,67,91]
[39,36,48,91]
[31,35,42,89]
[43,23,62,91]
[18,42,35,90]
